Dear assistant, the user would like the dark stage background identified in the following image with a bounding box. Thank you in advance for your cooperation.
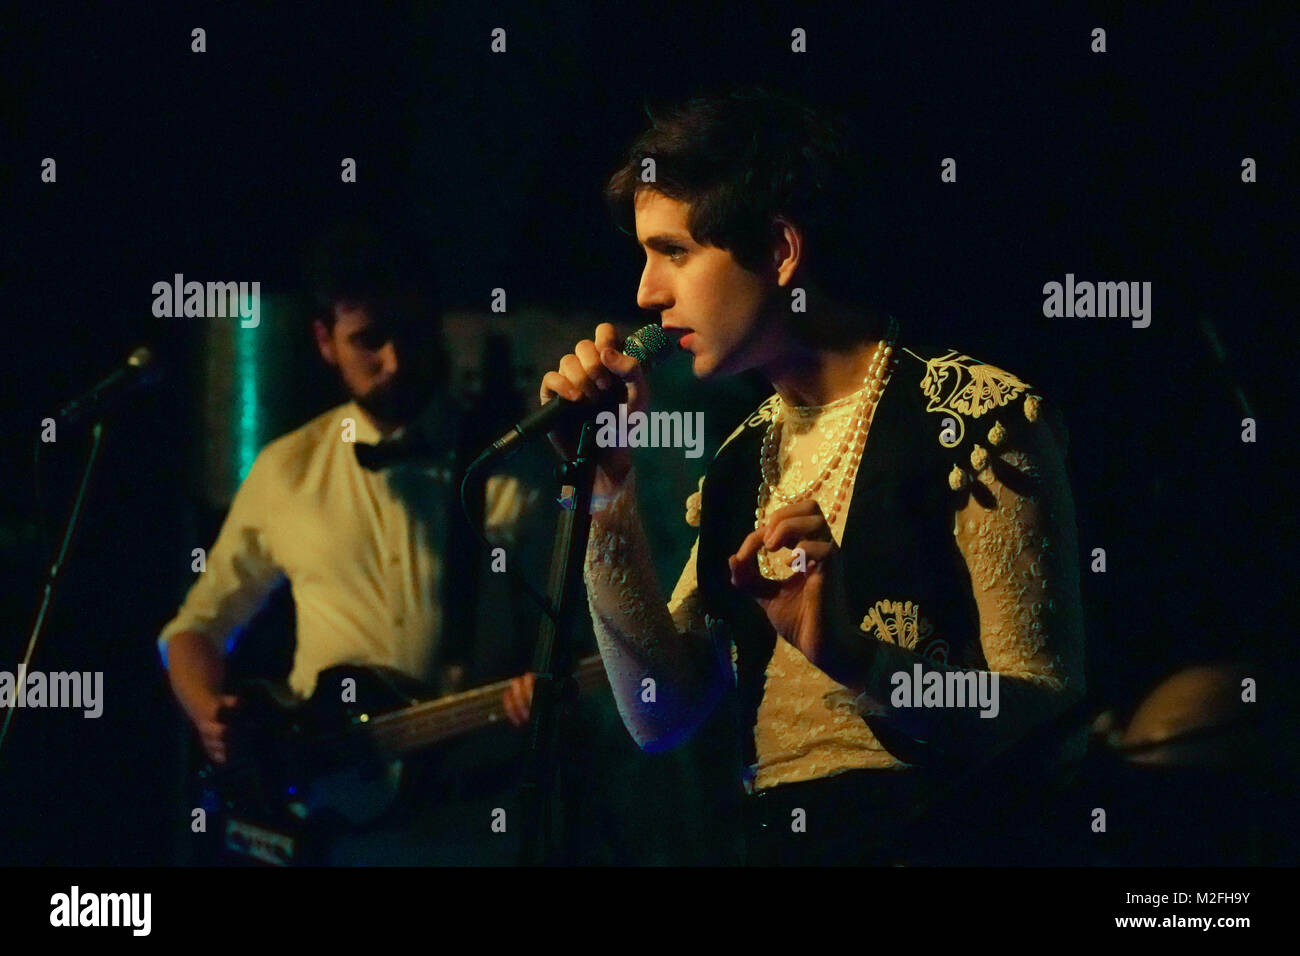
[3,1,1294,865]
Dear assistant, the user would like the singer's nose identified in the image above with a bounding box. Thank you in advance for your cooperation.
[379,341,400,378]
[636,261,672,313]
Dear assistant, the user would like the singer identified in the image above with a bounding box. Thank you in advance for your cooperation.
[536,88,1087,865]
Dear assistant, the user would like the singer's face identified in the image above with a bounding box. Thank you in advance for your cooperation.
[313,295,439,427]
[633,190,786,378]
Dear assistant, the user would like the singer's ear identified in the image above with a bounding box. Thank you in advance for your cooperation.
[771,217,804,288]
[313,316,339,367]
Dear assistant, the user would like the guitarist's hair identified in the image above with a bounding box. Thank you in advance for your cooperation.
[302,217,442,328]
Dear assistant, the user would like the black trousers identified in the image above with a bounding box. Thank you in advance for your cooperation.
[741,767,1074,866]
[742,769,936,866]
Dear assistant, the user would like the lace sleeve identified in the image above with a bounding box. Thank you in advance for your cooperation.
[853,403,1086,769]
[584,473,727,751]
[667,538,707,635]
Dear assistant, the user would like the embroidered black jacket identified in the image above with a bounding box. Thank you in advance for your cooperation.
[695,343,1081,777]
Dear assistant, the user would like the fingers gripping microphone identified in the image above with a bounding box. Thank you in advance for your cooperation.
[472,324,673,469]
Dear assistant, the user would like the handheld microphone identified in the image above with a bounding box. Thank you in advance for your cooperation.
[471,324,674,468]
[57,346,161,425]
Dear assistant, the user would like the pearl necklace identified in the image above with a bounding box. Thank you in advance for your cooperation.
[755,320,898,581]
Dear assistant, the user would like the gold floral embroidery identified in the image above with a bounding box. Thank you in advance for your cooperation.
[859,599,935,650]
[912,349,1032,447]
[745,393,782,428]
[713,393,780,459]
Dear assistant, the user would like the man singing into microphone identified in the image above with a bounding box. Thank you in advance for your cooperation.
[538,88,1087,865]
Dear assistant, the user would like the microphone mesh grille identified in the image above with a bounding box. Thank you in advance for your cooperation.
[623,324,672,370]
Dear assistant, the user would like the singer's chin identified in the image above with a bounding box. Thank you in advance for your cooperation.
[687,352,719,380]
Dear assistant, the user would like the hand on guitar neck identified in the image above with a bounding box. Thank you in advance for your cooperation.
[502,673,535,727]
[190,676,534,765]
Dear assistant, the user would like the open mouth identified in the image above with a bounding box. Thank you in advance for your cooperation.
[662,325,695,350]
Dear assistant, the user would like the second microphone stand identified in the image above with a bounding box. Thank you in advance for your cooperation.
[517,419,600,865]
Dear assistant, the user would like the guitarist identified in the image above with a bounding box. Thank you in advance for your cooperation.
[157,220,540,862]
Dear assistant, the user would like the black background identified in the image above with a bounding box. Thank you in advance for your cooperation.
[3,1,1294,865]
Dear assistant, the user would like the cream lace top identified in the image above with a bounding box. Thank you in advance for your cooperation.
[584,377,1085,790]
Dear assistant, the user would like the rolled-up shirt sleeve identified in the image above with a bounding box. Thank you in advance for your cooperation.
[156,452,286,667]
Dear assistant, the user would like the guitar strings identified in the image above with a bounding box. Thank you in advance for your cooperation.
[340,659,608,753]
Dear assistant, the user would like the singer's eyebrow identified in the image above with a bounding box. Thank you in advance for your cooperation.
[348,324,391,345]
[639,233,692,252]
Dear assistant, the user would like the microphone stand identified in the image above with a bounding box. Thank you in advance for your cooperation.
[518,419,599,865]
[0,421,106,759]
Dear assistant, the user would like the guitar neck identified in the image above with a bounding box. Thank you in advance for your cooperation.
[363,654,608,757]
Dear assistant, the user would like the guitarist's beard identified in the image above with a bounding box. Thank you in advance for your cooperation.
[355,376,436,429]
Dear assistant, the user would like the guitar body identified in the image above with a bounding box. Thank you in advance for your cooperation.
[197,655,607,864]
[203,664,435,854]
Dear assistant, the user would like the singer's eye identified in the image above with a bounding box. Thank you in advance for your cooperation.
[354,329,390,350]
[666,246,688,263]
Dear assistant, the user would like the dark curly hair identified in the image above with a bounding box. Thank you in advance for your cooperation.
[302,218,441,327]
[604,87,887,329]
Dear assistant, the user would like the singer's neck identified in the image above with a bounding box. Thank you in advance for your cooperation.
[763,303,891,408]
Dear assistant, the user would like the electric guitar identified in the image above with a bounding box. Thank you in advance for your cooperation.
[199,656,607,864]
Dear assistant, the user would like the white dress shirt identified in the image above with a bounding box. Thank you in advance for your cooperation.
[158,399,525,697]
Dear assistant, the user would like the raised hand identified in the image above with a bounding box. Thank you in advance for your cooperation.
[728,499,870,690]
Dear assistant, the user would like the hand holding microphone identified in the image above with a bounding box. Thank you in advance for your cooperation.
[537,323,655,489]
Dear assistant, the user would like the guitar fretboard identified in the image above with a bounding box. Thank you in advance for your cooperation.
[363,655,608,756]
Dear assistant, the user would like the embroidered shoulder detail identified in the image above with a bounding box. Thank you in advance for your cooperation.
[745,392,782,427]
[908,348,1038,448]
[715,392,780,458]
